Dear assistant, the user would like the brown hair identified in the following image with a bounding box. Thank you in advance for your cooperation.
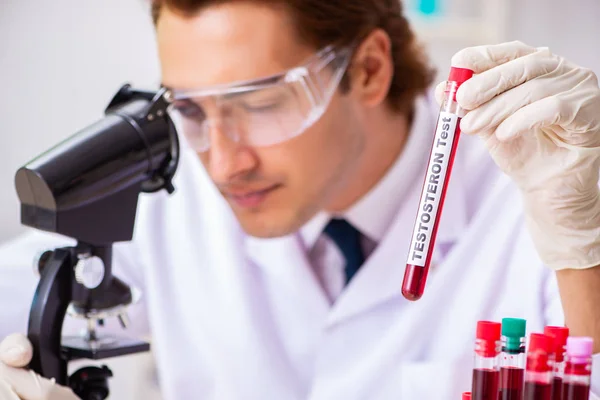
[151,0,435,115]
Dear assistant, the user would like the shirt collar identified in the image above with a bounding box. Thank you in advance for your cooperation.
[299,94,467,251]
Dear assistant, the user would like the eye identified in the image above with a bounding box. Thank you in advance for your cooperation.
[173,100,206,120]
[235,85,291,112]
[242,101,280,112]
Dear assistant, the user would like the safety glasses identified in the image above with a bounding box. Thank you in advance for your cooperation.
[165,45,354,152]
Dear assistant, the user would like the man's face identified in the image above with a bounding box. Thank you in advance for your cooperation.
[157,3,365,238]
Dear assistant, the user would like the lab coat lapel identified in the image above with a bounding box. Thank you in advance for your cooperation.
[245,234,330,317]
[325,181,421,327]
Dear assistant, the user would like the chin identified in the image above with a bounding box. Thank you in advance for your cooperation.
[240,221,295,239]
[235,209,308,239]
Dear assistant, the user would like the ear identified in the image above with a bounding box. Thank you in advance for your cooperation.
[347,29,393,108]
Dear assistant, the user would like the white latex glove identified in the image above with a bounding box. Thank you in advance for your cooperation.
[0,334,79,400]
[435,41,600,270]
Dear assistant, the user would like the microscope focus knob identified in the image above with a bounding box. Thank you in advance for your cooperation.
[33,250,54,277]
[74,254,105,289]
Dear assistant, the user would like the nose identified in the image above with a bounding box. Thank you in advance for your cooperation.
[205,119,258,183]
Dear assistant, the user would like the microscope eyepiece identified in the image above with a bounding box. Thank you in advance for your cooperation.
[15,85,179,245]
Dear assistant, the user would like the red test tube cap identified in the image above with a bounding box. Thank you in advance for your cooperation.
[544,326,569,362]
[475,321,501,357]
[448,67,474,86]
[529,333,554,354]
[527,333,554,373]
[462,392,472,400]
[476,321,501,341]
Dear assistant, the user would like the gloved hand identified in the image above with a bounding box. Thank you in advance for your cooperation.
[435,41,600,270]
[0,334,79,400]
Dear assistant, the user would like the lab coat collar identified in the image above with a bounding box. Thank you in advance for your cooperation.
[245,233,332,317]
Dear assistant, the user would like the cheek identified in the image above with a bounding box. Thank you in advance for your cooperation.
[262,103,361,194]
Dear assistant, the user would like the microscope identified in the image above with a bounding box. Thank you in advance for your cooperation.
[14,85,180,399]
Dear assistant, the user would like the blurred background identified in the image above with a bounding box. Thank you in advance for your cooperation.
[0,0,599,398]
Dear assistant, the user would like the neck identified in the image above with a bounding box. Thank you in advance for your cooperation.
[326,105,411,213]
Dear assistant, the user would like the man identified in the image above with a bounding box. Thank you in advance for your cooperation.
[1,0,600,398]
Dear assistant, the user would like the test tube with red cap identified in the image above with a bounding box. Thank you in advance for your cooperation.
[472,321,502,400]
[544,326,570,400]
[524,333,554,400]
[402,66,474,301]
[562,337,593,400]
[463,392,472,400]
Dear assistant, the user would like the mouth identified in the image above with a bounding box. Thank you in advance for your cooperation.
[223,184,281,209]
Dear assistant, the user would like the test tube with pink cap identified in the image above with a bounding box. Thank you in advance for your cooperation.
[562,337,594,400]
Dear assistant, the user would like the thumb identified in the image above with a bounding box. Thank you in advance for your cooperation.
[0,363,80,400]
[0,334,33,368]
[434,81,446,107]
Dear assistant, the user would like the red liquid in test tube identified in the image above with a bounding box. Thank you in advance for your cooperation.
[545,326,570,400]
[472,321,502,400]
[501,367,524,400]
[562,337,593,400]
[402,66,474,301]
[500,318,527,400]
[524,334,554,400]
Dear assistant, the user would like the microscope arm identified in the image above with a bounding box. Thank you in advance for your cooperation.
[28,248,73,385]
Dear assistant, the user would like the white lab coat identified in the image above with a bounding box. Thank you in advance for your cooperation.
[0,97,598,399]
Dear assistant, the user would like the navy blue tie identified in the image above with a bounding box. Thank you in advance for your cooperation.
[323,219,365,284]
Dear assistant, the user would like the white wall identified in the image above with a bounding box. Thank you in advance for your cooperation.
[414,0,600,84]
[506,0,600,76]
[0,0,161,242]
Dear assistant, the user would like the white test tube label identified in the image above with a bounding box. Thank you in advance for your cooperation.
[407,111,459,267]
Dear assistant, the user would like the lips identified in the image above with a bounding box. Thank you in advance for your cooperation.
[224,185,280,209]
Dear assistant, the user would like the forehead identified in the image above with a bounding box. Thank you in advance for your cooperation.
[157,2,316,91]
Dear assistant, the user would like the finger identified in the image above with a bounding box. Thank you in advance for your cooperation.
[434,81,446,106]
[495,96,563,141]
[0,363,78,400]
[459,67,581,136]
[459,78,541,136]
[0,334,33,368]
[494,91,600,146]
[0,380,20,400]
[451,41,537,74]
[457,48,560,110]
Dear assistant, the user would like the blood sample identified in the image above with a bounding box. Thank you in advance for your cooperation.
[544,326,570,400]
[472,321,501,400]
[562,337,593,400]
[402,66,474,301]
[524,334,554,400]
[500,318,526,400]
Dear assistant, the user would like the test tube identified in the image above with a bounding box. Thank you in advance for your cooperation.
[545,326,570,400]
[562,337,593,400]
[472,321,502,400]
[402,66,474,301]
[500,318,527,400]
[524,334,554,400]
[463,392,472,400]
